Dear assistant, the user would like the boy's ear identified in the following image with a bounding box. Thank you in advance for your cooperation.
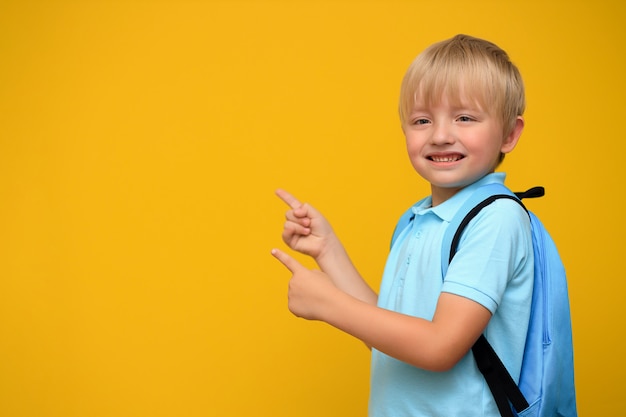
[501,116,524,154]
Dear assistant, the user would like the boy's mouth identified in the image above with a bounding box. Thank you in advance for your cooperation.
[428,154,464,162]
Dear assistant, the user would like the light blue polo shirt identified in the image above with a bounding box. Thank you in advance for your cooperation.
[369,173,534,417]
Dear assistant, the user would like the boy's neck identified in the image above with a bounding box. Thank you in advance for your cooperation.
[431,186,463,207]
[430,171,502,207]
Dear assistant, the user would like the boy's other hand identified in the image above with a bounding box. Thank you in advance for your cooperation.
[271,248,338,321]
[275,189,335,259]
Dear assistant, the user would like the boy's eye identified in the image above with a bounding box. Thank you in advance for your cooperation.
[457,115,475,122]
[412,118,430,125]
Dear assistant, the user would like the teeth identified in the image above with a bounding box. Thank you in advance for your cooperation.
[431,156,460,162]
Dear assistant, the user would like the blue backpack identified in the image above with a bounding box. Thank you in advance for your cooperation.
[391,183,577,417]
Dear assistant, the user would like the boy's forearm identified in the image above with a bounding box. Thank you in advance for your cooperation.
[272,246,484,371]
[319,290,442,369]
[318,290,487,372]
[315,238,378,305]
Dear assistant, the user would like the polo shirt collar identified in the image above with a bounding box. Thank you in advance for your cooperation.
[411,173,507,222]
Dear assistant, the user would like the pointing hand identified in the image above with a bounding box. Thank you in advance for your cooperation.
[271,248,338,320]
[275,189,335,259]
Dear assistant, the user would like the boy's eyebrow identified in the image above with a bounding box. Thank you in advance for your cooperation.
[409,103,486,113]
[451,104,485,112]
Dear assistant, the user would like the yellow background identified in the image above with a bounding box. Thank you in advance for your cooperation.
[1,1,624,416]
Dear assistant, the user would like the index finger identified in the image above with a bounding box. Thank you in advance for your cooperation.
[275,189,302,209]
[271,248,304,274]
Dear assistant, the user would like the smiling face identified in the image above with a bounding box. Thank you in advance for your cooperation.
[403,92,523,206]
[398,35,526,205]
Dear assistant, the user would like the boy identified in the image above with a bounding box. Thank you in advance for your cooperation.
[271,34,533,417]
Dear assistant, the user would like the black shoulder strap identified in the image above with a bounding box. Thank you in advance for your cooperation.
[515,186,544,200]
[472,335,528,417]
[449,187,543,416]
[449,186,544,263]
[448,194,524,264]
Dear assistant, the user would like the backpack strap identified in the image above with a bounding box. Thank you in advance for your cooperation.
[443,184,544,416]
[440,184,544,275]
[515,186,545,200]
[390,208,415,249]
[390,196,431,249]
[441,183,516,276]
[473,335,524,417]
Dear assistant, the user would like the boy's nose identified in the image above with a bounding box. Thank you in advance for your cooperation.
[431,123,455,145]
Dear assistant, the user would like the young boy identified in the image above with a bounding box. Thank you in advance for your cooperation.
[271,34,533,417]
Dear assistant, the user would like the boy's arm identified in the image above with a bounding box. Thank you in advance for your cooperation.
[276,189,377,305]
[271,248,491,372]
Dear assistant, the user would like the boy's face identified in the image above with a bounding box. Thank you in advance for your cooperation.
[403,94,522,206]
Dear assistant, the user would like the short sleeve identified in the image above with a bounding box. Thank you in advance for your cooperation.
[441,198,533,314]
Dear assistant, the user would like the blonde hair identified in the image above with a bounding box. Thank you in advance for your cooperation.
[399,34,525,138]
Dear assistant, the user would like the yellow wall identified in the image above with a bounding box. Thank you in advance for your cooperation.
[0,1,623,416]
